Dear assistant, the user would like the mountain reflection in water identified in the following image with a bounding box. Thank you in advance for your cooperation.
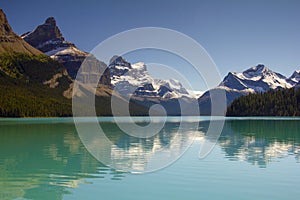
[0,118,299,200]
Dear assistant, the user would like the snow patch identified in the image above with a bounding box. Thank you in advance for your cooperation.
[47,46,88,57]
[187,90,204,98]
[110,61,195,99]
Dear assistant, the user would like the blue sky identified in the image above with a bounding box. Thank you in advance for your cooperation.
[1,0,300,90]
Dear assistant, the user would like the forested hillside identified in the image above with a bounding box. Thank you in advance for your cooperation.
[227,88,300,116]
[0,53,73,117]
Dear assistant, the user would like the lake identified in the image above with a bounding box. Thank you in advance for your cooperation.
[0,117,299,200]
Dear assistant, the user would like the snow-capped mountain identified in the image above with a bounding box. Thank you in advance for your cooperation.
[22,17,110,85]
[108,56,200,115]
[219,64,294,93]
[109,56,194,99]
[288,70,300,84]
[186,90,204,98]
[198,64,300,115]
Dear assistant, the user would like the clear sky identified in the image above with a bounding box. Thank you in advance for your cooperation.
[1,0,300,90]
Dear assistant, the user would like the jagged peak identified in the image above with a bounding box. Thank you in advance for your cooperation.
[109,55,131,68]
[0,9,7,23]
[254,64,267,70]
[22,16,73,53]
[0,8,6,22]
[291,70,300,76]
[0,8,13,35]
[45,17,56,26]
[242,64,272,78]
[131,62,146,70]
[289,70,300,82]
[222,71,240,81]
[248,64,268,72]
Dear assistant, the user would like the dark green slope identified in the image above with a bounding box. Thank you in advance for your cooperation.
[0,8,73,117]
[0,53,149,117]
[0,53,73,117]
[226,88,300,116]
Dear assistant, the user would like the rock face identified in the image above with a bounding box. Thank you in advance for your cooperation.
[0,9,41,55]
[22,17,110,85]
[198,64,300,115]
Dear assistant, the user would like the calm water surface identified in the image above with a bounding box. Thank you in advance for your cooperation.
[0,117,299,200]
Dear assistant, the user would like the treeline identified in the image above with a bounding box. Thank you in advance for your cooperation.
[0,53,148,117]
[227,88,300,116]
[0,53,73,117]
[0,73,72,117]
[0,53,65,81]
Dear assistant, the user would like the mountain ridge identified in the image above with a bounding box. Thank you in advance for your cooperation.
[1,8,300,116]
[198,64,300,115]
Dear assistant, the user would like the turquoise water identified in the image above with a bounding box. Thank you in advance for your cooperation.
[0,117,299,200]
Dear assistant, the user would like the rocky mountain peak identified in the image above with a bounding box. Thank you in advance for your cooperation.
[109,56,131,68]
[45,17,56,26]
[22,16,68,52]
[255,64,267,70]
[243,64,269,77]
[0,8,14,36]
[290,70,300,77]
[289,70,300,83]
[200,64,298,115]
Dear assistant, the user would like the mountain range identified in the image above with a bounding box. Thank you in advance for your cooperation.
[0,8,299,116]
[198,64,300,115]
[0,9,147,117]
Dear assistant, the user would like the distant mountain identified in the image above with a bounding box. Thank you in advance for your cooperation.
[220,64,293,92]
[198,64,300,115]
[109,56,192,99]
[22,17,110,85]
[2,8,300,117]
[288,70,300,85]
[109,56,199,115]
[0,9,41,55]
